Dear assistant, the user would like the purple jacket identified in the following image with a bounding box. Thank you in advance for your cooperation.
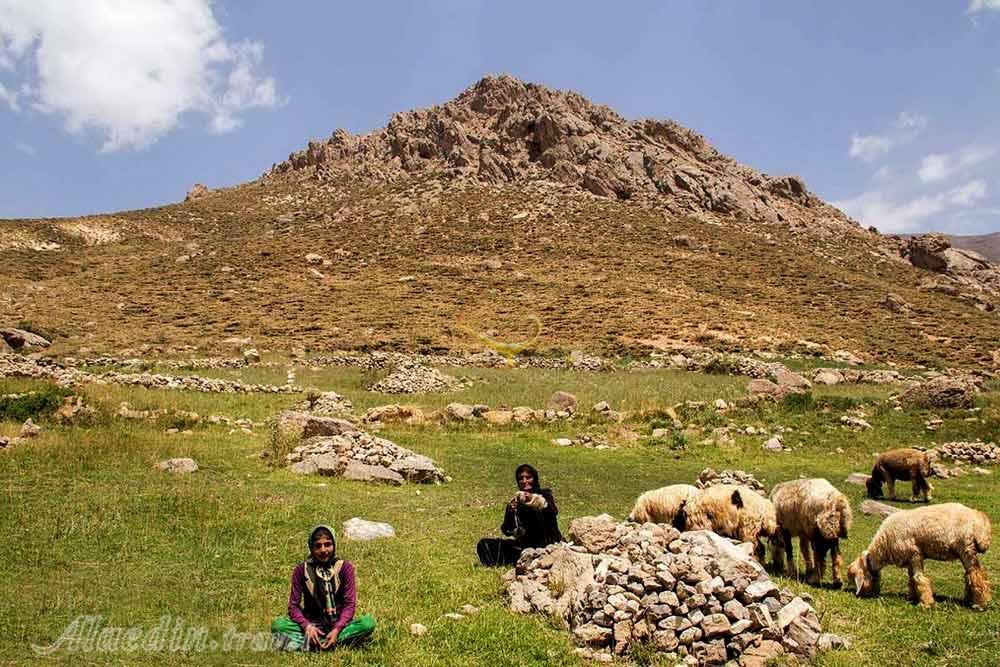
[287,560,357,633]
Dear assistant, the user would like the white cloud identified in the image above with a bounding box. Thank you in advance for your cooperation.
[894,111,927,133]
[14,141,35,156]
[873,165,892,181]
[918,145,996,183]
[968,0,1000,12]
[849,134,892,162]
[0,0,282,151]
[0,81,17,110]
[834,179,988,233]
[848,110,926,162]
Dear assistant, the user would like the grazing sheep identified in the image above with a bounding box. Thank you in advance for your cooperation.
[769,478,853,587]
[847,503,992,609]
[627,484,699,528]
[866,447,933,502]
[680,484,778,562]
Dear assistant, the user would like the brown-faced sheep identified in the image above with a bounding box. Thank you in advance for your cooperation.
[769,478,852,587]
[627,484,699,528]
[679,484,778,562]
[847,503,991,609]
[866,447,933,502]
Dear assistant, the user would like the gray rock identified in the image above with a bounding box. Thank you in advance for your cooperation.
[342,460,404,485]
[776,597,811,629]
[700,613,731,638]
[409,623,428,636]
[860,499,899,517]
[573,623,612,646]
[546,390,578,412]
[845,472,871,486]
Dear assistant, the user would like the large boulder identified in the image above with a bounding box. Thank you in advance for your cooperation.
[546,391,578,413]
[899,376,979,409]
[342,517,396,541]
[155,458,199,474]
[0,328,50,351]
[276,410,358,440]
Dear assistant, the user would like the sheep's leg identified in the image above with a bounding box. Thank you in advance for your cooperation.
[808,536,826,586]
[799,536,813,582]
[830,540,844,589]
[961,551,992,610]
[782,529,796,578]
[887,476,897,501]
[909,556,934,607]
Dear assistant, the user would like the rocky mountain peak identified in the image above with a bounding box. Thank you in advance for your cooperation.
[264,74,853,229]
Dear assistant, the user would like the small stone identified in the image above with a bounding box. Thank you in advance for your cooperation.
[776,597,811,629]
[845,472,870,486]
[443,613,464,621]
[409,623,428,636]
[18,419,41,439]
[861,499,899,517]
[155,458,198,474]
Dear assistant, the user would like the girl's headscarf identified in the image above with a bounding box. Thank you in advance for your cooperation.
[515,463,542,492]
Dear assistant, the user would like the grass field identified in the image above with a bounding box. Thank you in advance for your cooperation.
[1,364,998,666]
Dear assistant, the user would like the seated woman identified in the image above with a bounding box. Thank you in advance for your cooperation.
[271,525,376,651]
[477,463,564,567]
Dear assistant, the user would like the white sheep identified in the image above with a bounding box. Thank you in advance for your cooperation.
[769,478,852,587]
[680,484,778,562]
[627,484,699,527]
[847,503,992,609]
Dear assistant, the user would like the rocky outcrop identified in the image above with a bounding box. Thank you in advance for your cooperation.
[0,328,50,351]
[185,183,210,201]
[696,469,767,496]
[901,233,1000,296]
[265,75,856,234]
[506,516,830,664]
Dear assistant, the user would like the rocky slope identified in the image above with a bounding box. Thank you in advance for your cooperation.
[1,75,998,367]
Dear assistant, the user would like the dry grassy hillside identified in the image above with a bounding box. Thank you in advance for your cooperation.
[1,173,997,368]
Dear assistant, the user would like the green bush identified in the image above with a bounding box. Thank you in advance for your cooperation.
[0,385,71,422]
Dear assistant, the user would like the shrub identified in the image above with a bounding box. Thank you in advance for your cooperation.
[0,385,71,422]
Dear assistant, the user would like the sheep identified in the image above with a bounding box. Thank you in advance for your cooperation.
[866,447,933,503]
[627,484,699,528]
[769,478,852,587]
[679,484,778,562]
[847,503,992,609]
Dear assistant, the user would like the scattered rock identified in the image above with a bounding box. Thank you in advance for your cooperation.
[881,293,911,313]
[762,435,784,452]
[342,517,396,541]
[18,418,41,439]
[931,441,1000,465]
[242,348,261,364]
[155,458,199,474]
[840,415,871,430]
[443,613,464,621]
[409,623,428,636]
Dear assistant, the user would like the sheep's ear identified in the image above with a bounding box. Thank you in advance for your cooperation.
[854,574,864,596]
[731,490,744,509]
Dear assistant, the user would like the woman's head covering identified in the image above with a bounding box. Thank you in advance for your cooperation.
[515,463,542,492]
[308,524,337,552]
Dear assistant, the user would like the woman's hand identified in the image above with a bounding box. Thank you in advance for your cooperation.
[304,624,323,647]
[320,627,341,649]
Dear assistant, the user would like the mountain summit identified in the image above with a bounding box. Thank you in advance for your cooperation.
[266,74,850,232]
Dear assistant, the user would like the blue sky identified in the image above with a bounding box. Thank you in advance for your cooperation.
[1,1,999,234]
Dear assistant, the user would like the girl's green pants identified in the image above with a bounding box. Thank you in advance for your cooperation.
[271,614,375,651]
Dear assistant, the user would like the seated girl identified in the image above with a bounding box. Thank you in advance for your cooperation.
[477,463,564,567]
[271,525,375,651]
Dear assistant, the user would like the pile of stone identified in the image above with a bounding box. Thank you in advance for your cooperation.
[505,515,833,664]
[360,404,427,425]
[65,355,253,370]
[279,411,448,484]
[569,350,613,372]
[811,368,903,386]
[696,469,767,496]
[898,375,981,409]
[931,441,1000,465]
[295,390,353,417]
[368,361,470,394]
